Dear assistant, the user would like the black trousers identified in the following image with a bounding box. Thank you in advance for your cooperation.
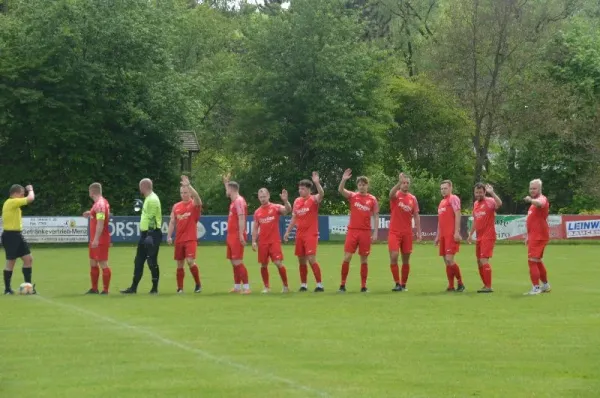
[131,229,162,290]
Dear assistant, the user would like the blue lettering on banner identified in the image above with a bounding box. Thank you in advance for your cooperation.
[567,221,600,230]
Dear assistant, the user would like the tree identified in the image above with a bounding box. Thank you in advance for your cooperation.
[384,76,473,195]
[357,0,439,76]
[227,0,394,213]
[431,0,577,185]
[0,0,194,214]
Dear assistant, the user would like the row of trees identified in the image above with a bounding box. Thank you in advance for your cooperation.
[1,0,599,215]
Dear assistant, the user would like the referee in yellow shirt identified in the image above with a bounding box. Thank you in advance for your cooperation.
[121,178,162,294]
[2,184,36,295]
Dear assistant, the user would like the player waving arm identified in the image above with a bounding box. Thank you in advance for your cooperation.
[280,189,292,214]
[181,175,202,208]
[338,169,353,199]
[389,173,405,201]
[312,171,325,203]
[486,184,502,209]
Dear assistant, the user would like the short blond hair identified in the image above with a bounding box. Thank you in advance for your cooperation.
[530,179,542,189]
[89,182,102,195]
[258,188,269,195]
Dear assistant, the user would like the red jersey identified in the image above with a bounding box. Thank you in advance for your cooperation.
[527,195,549,241]
[173,200,201,243]
[390,191,419,235]
[90,196,111,245]
[473,197,496,241]
[293,195,319,236]
[438,195,461,236]
[228,196,248,238]
[347,192,378,230]
[254,203,285,244]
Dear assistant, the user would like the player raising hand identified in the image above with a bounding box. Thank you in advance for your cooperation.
[337,169,379,293]
[523,179,551,295]
[467,183,502,293]
[284,172,325,292]
[388,172,421,291]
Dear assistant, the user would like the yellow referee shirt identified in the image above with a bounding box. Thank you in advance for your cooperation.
[1,198,29,231]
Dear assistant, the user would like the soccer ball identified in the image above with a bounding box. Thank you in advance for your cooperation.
[19,282,34,295]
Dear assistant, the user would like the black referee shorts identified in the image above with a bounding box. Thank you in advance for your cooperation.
[1,231,31,260]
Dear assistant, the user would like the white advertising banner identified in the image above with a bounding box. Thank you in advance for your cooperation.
[0,217,88,243]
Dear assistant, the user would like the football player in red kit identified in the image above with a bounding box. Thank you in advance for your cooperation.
[435,180,465,292]
[83,183,112,295]
[251,188,292,293]
[467,183,502,293]
[388,173,421,291]
[166,176,202,293]
[284,172,325,292]
[337,169,379,293]
[524,179,551,295]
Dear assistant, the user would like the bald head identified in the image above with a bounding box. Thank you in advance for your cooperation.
[139,178,153,197]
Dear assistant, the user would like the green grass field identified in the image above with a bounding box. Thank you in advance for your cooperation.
[1,243,599,398]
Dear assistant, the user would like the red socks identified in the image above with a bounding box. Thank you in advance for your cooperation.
[390,264,400,284]
[90,266,100,291]
[360,263,368,289]
[278,266,288,287]
[177,268,185,290]
[445,263,463,288]
[233,266,242,284]
[538,262,548,284]
[239,264,249,284]
[261,267,270,288]
[341,261,350,285]
[310,263,322,284]
[528,260,540,285]
[299,263,308,284]
[190,264,201,286]
[445,265,455,288]
[92,266,111,292]
[453,263,463,285]
[401,264,410,286]
[479,263,492,288]
[102,267,111,293]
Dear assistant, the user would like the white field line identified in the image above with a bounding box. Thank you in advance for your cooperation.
[33,295,329,397]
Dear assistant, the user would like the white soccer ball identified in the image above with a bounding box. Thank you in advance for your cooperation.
[19,282,34,295]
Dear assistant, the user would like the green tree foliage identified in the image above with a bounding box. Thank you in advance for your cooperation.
[2,0,600,217]
[0,0,194,214]
[222,0,394,213]
[384,77,473,196]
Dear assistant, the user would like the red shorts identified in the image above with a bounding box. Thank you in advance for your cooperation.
[89,244,109,262]
[258,242,283,264]
[174,240,197,261]
[476,239,495,259]
[388,232,413,254]
[439,236,460,256]
[528,240,548,259]
[295,234,318,257]
[226,237,245,260]
[344,229,371,256]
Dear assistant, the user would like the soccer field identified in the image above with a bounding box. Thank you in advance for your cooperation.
[1,243,599,398]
